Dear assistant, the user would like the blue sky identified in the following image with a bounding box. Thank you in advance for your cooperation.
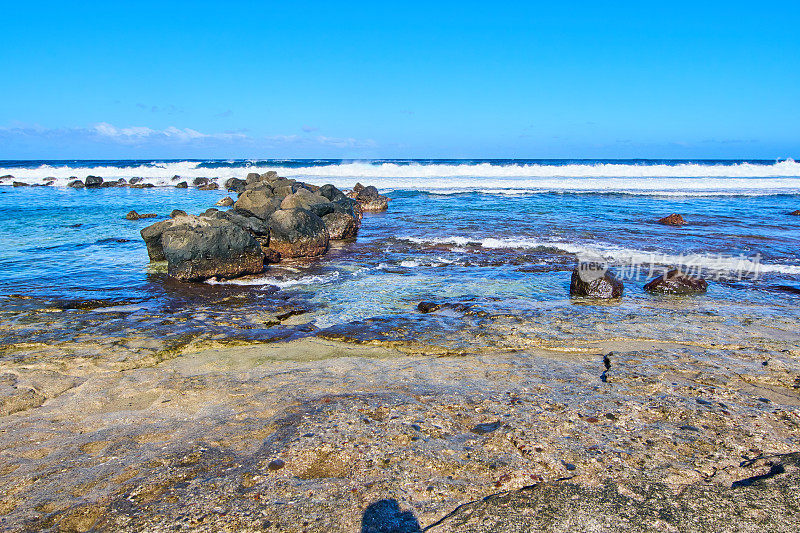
[1,1,798,159]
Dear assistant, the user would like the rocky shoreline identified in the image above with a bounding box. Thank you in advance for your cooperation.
[0,331,798,532]
[1,172,799,532]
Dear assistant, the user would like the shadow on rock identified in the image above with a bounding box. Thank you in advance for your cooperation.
[361,499,421,533]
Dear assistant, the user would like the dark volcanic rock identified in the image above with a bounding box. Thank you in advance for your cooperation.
[348,183,389,212]
[175,181,188,189]
[319,184,347,202]
[170,209,188,219]
[644,269,708,295]
[192,177,209,187]
[157,216,265,281]
[129,177,144,184]
[216,196,234,207]
[268,208,329,258]
[125,210,158,221]
[198,182,219,191]
[12,181,29,187]
[790,210,800,216]
[224,177,246,193]
[657,213,686,226]
[234,189,281,220]
[68,180,85,188]
[569,268,624,299]
[84,176,103,188]
[322,211,359,240]
[357,185,379,200]
[140,220,174,261]
[205,209,270,237]
[262,247,281,264]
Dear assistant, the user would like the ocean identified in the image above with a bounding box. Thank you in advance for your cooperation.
[1,159,799,352]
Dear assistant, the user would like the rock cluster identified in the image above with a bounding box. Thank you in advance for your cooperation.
[141,172,372,281]
[348,183,390,212]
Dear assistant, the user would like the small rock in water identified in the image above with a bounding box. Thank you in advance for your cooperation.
[417,301,441,313]
[216,196,234,207]
[84,175,103,188]
[657,213,686,226]
[175,181,188,189]
[125,210,158,221]
[643,269,708,295]
[12,181,29,187]
[471,421,502,435]
[199,182,219,191]
[790,210,800,216]
[68,179,85,188]
[569,267,623,299]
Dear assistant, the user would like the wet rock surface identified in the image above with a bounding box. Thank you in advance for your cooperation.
[160,216,265,281]
[0,331,798,532]
[349,182,390,212]
[644,269,709,295]
[658,213,686,226]
[268,208,330,258]
[569,268,624,298]
[124,210,157,221]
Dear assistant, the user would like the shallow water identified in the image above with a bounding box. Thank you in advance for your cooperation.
[1,160,799,352]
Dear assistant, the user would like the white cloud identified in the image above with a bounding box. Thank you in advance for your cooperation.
[92,122,246,142]
[0,122,378,157]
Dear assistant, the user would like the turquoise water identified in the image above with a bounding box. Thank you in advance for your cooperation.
[1,159,799,350]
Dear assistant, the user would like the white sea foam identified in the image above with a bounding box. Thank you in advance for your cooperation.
[206,271,340,287]
[1,160,800,195]
[401,236,800,275]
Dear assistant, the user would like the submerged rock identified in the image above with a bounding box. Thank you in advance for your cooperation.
[268,208,329,258]
[657,213,686,226]
[569,267,624,299]
[790,210,800,216]
[125,210,158,221]
[644,269,708,294]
